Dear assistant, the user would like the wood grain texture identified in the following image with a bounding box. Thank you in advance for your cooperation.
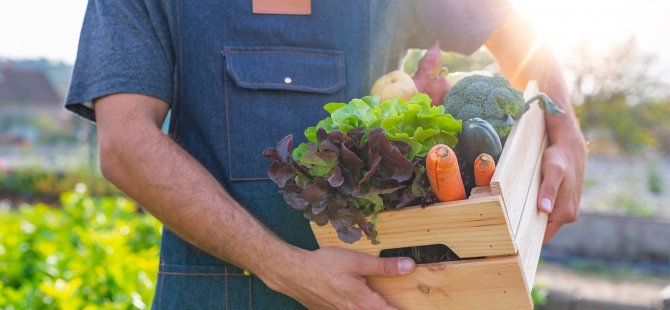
[514,137,549,290]
[468,186,493,199]
[311,196,516,258]
[491,82,546,237]
[367,255,532,310]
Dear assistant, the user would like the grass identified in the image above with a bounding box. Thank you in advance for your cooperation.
[647,166,664,195]
[583,177,598,191]
[566,258,669,284]
[615,193,655,217]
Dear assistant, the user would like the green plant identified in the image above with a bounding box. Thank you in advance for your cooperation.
[532,260,549,307]
[0,167,121,199]
[583,177,598,191]
[0,189,161,309]
[615,193,655,216]
[266,128,435,244]
[304,93,462,160]
[531,284,548,307]
[647,164,664,195]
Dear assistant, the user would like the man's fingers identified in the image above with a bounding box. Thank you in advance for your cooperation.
[543,221,561,244]
[537,150,566,214]
[355,256,416,277]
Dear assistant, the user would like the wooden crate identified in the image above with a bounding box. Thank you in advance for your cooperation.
[310,83,549,309]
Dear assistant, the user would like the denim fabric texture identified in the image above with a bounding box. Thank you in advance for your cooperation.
[66,0,503,308]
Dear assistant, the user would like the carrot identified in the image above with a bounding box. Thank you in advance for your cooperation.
[426,144,466,202]
[474,153,496,187]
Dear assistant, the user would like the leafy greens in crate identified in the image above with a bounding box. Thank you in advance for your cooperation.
[264,94,462,244]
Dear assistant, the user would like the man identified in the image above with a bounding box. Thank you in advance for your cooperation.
[66,1,585,309]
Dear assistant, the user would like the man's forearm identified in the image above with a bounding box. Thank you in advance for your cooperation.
[497,42,580,141]
[96,95,299,286]
[484,10,582,143]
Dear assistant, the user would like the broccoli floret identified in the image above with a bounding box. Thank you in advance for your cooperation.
[444,75,564,138]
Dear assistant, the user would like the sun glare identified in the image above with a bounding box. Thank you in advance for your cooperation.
[511,0,633,51]
[510,0,670,83]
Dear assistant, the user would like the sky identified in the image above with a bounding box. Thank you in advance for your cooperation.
[0,0,88,64]
[511,0,670,71]
[1,0,669,72]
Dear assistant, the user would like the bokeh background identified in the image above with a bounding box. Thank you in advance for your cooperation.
[1,0,669,309]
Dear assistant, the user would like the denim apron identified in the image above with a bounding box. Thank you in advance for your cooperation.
[152,1,369,309]
[64,0,495,308]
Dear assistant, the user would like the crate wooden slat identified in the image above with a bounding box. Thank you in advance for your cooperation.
[310,82,549,309]
[311,196,516,259]
[490,81,546,237]
[367,256,532,310]
[514,137,548,290]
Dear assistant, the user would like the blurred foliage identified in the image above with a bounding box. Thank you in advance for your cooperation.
[0,113,79,145]
[569,37,665,104]
[566,258,668,283]
[612,192,655,217]
[647,166,664,195]
[569,37,670,154]
[575,96,670,153]
[583,178,598,192]
[0,167,121,199]
[531,284,548,307]
[0,189,161,309]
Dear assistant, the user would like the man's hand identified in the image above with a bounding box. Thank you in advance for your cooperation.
[538,128,586,243]
[262,247,415,310]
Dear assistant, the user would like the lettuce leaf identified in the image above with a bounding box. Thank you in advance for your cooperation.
[305,93,461,159]
[264,128,434,244]
[265,93,456,244]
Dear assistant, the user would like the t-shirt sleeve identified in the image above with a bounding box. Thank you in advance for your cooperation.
[409,0,512,55]
[65,0,174,122]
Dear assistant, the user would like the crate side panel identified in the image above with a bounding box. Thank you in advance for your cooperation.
[311,196,516,258]
[368,255,532,310]
[514,137,548,290]
[491,83,546,236]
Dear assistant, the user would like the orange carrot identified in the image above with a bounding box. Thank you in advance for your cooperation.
[426,144,466,202]
[474,153,496,187]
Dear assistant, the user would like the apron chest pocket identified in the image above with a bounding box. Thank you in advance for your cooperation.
[222,46,346,181]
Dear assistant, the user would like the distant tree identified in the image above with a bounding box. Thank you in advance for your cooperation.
[633,99,670,154]
[567,37,670,154]
[569,37,666,104]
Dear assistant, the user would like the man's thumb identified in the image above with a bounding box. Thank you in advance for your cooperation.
[538,160,565,214]
[361,257,415,277]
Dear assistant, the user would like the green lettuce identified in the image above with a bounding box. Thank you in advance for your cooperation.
[264,128,427,244]
[304,93,461,160]
[265,93,456,244]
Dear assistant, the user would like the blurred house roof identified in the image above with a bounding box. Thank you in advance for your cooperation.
[0,64,61,106]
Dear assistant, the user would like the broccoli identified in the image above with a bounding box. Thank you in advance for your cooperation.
[443,75,564,138]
